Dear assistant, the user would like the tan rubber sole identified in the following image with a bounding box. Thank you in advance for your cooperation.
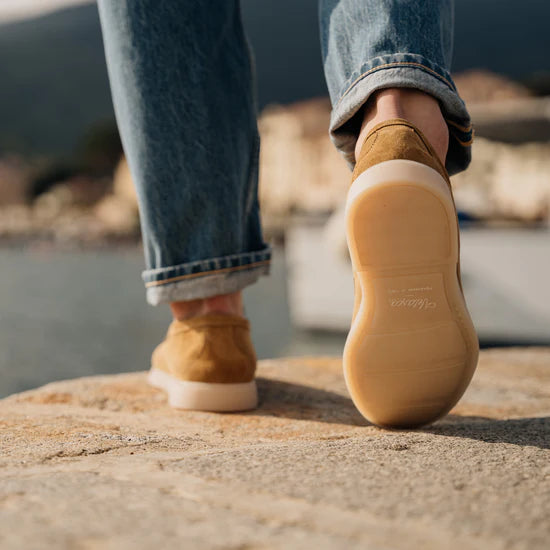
[344,160,479,428]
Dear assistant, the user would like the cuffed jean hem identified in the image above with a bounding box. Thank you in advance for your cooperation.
[142,247,272,305]
[329,54,473,176]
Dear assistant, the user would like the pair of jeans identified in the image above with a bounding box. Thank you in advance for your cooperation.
[97,0,472,306]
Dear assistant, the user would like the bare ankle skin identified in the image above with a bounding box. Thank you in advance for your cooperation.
[170,291,244,321]
[355,88,449,166]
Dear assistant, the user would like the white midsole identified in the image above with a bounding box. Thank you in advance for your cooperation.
[148,368,258,412]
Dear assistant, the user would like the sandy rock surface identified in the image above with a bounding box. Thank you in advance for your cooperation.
[1,349,549,549]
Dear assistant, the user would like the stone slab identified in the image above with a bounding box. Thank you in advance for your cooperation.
[1,348,549,549]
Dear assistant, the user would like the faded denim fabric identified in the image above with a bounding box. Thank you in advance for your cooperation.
[320,0,472,175]
[98,0,471,305]
[97,0,270,305]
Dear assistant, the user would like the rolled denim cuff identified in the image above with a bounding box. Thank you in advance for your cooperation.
[143,247,271,305]
[329,53,473,176]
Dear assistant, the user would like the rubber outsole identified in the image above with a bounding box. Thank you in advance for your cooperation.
[344,160,479,428]
[148,368,258,412]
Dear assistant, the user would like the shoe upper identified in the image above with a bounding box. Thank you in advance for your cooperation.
[152,314,256,384]
[352,118,450,186]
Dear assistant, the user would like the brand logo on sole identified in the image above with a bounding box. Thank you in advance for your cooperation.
[390,296,436,310]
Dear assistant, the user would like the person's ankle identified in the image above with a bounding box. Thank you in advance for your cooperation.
[355,88,449,166]
[170,291,244,321]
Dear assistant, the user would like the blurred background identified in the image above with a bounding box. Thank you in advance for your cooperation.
[0,0,549,397]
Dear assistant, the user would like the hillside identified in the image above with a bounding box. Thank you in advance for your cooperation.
[0,0,548,158]
[0,3,112,157]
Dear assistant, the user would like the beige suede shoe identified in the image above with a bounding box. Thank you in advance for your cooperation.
[344,118,479,428]
[148,314,258,411]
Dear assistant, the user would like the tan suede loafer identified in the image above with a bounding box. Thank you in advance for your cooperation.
[344,118,479,428]
[148,314,258,411]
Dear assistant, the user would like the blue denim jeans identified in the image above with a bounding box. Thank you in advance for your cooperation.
[97,0,471,306]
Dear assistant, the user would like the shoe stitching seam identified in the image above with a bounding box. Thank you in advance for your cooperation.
[363,132,378,158]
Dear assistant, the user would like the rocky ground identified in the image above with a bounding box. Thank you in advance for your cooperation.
[1,348,549,549]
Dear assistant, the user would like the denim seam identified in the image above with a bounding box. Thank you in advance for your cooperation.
[336,60,460,109]
[450,132,474,146]
[243,129,261,225]
[144,258,271,287]
[446,118,473,133]
[143,248,271,276]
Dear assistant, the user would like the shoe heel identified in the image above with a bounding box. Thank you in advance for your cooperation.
[344,160,478,427]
